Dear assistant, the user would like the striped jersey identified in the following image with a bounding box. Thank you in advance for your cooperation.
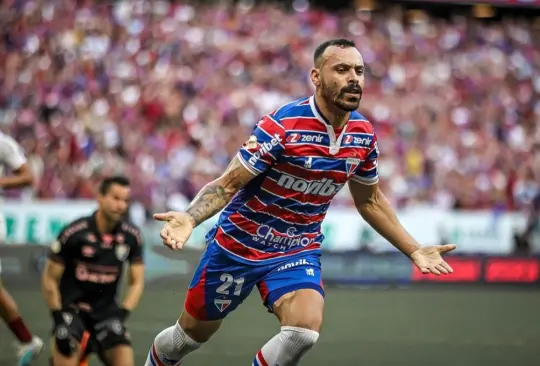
[206,96,379,264]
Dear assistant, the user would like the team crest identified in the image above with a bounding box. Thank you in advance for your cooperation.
[345,158,361,177]
[214,298,232,313]
[244,135,258,151]
[115,244,130,261]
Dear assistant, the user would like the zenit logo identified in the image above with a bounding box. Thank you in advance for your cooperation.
[343,135,372,147]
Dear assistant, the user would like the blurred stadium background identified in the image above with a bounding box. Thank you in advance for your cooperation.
[1,0,540,364]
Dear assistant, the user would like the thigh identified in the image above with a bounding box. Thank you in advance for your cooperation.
[258,254,325,331]
[102,345,134,366]
[185,244,259,321]
[90,315,131,356]
[50,312,86,366]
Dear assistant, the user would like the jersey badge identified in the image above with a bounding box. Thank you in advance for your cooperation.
[244,135,258,151]
[214,298,232,312]
[115,243,130,261]
[51,240,61,253]
[346,158,361,177]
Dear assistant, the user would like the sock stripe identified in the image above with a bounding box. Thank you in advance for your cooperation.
[256,350,269,366]
[151,344,166,366]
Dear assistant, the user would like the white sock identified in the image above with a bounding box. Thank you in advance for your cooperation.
[253,326,319,366]
[145,322,201,366]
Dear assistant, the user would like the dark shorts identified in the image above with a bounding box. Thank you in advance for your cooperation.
[53,307,131,355]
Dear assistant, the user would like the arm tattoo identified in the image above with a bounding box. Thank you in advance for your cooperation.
[186,157,252,227]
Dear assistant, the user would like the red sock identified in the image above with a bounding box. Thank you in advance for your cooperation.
[8,317,33,343]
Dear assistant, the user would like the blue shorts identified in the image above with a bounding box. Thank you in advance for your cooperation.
[184,243,324,321]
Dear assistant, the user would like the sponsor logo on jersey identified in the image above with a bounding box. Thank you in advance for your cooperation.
[248,133,282,165]
[304,157,312,169]
[82,245,95,258]
[277,258,312,272]
[102,234,113,249]
[277,173,341,196]
[214,298,232,312]
[115,244,130,261]
[345,158,361,177]
[75,264,118,284]
[116,233,125,244]
[343,134,372,147]
[252,225,315,251]
[287,132,325,144]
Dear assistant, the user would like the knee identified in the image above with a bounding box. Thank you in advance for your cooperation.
[280,326,320,353]
[178,311,220,344]
[283,313,323,333]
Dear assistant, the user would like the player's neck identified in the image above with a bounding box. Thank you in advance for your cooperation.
[314,94,350,129]
[95,210,116,234]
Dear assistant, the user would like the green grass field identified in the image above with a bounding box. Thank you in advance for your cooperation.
[1,284,540,366]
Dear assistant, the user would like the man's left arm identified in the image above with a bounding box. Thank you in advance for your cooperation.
[349,180,455,275]
[121,230,145,316]
[349,181,419,257]
[348,135,455,275]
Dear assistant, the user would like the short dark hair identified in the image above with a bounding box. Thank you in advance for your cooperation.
[314,38,356,67]
[99,176,130,195]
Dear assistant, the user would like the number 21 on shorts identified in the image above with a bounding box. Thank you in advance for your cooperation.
[216,273,244,296]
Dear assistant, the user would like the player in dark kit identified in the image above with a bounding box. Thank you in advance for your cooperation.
[41,176,145,366]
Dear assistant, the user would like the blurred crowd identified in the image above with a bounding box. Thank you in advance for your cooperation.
[1,0,539,215]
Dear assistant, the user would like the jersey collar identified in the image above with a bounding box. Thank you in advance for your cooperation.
[309,95,349,155]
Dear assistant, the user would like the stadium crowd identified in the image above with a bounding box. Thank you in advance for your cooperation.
[1,0,539,215]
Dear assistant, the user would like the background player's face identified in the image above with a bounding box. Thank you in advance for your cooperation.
[315,46,365,112]
[98,184,130,222]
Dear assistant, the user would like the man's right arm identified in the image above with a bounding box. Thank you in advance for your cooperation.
[41,259,65,311]
[185,115,286,227]
[185,156,256,227]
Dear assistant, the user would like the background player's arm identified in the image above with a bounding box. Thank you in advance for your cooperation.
[0,135,33,189]
[349,180,420,257]
[41,260,65,311]
[41,226,78,310]
[121,233,145,311]
[185,156,255,227]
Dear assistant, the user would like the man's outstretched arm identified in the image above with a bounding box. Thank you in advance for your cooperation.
[349,180,455,275]
[185,155,256,228]
[348,180,420,257]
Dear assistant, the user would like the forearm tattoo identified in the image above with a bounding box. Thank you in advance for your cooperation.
[186,157,251,227]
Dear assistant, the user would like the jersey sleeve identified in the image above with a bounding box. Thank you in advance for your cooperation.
[351,133,379,185]
[237,115,286,175]
[0,134,27,170]
[48,222,82,264]
[128,228,144,264]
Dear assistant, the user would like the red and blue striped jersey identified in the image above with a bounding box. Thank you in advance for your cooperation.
[205,96,379,264]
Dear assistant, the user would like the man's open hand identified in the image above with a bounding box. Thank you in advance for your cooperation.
[410,244,456,275]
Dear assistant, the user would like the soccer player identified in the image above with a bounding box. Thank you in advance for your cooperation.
[0,131,44,365]
[145,39,456,366]
[41,176,145,366]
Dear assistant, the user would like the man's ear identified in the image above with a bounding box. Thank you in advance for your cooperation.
[310,68,321,87]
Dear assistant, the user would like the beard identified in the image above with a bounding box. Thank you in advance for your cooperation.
[321,79,362,112]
